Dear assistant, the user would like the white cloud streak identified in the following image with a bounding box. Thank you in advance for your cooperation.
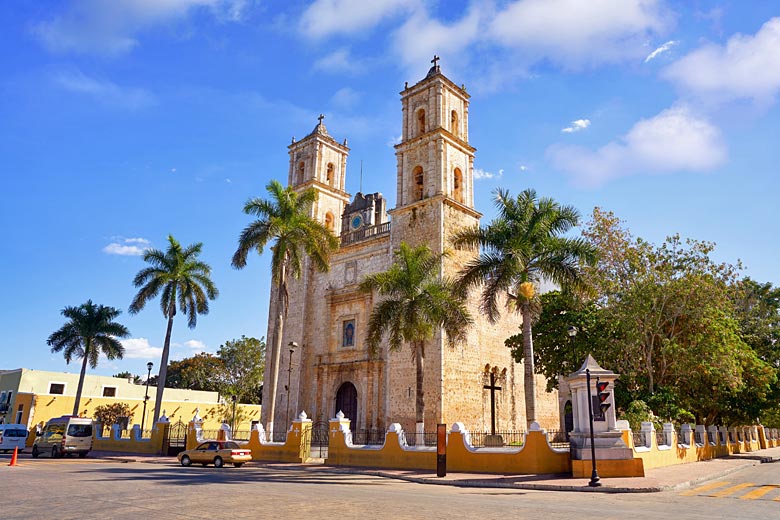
[121,338,163,359]
[474,168,504,180]
[300,0,418,38]
[54,69,156,109]
[103,237,151,256]
[662,17,780,105]
[561,119,591,133]
[548,105,726,186]
[644,40,678,62]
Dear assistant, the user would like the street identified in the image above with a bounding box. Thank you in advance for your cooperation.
[1,454,778,519]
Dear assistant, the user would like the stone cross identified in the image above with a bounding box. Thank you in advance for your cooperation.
[318,114,325,124]
[431,55,440,67]
[483,371,502,435]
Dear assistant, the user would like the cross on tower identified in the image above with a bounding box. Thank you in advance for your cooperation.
[431,55,440,67]
[318,114,325,124]
[483,371,502,435]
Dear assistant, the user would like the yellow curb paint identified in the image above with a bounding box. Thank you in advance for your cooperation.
[681,481,730,496]
[740,485,777,500]
[710,482,755,498]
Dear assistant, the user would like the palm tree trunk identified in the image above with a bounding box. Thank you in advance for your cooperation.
[152,310,175,424]
[521,302,536,428]
[264,264,287,437]
[415,341,425,435]
[72,342,90,416]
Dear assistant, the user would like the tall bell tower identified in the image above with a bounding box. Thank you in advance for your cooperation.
[390,56,481,258]
[288,115,350,235]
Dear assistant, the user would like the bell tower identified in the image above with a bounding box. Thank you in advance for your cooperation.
[390,56,481,256]
[288,115,350,235]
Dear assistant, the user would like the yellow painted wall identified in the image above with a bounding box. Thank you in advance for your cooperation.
[187,420,312,463]
[92,422,169,454]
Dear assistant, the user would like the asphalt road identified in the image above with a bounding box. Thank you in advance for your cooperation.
[1,454,778,519]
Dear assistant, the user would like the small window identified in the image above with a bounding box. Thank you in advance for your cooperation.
[417,109,426,135]
[4,391,11,403]
[342,320,355,347]
[325,212,334,232]
[326,163,334,185]
[296,161,305,185]
[49,383,64,395]
[15,405,23,424]
[102,387,117,397]
[413,166,424,201]
[451,110,459,136]
[453,168,463,203]
[67,424,92,437]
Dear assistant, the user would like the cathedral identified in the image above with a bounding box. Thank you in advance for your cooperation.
[262,59,561,435]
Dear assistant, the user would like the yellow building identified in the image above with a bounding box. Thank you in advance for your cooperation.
[0,368,261,440]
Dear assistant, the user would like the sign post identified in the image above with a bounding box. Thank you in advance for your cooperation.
[436,423,447,477]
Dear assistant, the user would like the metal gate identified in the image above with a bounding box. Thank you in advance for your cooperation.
[164,419,187,456]
[309,421,329,459]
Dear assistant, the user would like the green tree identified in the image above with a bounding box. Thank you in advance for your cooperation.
[360,242,472,433]
[47,300,129,416]
[232,180,338,433]
[165,353,224,392]
[93,402,134,430]
[129,235,218,424]
[453,189,595,427]
[217,336,266,404]
[113,371,142,384]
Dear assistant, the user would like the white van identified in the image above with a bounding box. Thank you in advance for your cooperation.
[32,416,93,458]
[0,424,28,453]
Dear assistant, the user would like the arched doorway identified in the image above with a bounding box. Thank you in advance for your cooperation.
[335,382,358,423]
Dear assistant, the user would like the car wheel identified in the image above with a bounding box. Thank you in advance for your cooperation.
[213,456,223,468]
[32,446,39,458]
[52,446,59,458]
[234,463,244,468]
[78,452,87,458]
[180,455,191,467]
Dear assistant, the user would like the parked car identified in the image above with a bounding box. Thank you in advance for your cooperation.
[0,424,28,453]
[32,415,93,458]
[177,440,252,468]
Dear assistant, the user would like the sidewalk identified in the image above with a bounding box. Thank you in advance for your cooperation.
[90,445,780,493]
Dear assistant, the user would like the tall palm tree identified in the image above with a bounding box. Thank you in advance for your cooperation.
[360,242,472,434]
[453,188,596,427]
[130,235,218,424]
[47,300,129,416]
[232,180,338,434]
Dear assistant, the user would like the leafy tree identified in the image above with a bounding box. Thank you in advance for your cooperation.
[129,235,218,424]
[453,189,595,427]
[47,300,129,416]
[113,371,142,384]
[361,242,472,433]
[232,180,338,432]
[93,403,134,430]
[217,336,265,404]
[165,353,223,392]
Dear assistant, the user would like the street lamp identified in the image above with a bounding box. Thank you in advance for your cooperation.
[141,361,153,432]
[231,395,237,432]
[285,341,298,431]
[567,326,578,370]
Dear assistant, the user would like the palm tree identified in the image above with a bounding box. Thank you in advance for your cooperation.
[129,235,218,424]
[47,300,129,416]
[360,242,472,434]
[232,180,338,434]
[453,188,596,428]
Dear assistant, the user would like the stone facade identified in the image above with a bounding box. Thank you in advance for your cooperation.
[263,63,560,435]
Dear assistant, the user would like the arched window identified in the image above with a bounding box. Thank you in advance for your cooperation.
[451,110,459,137]
[325,212,334,232]
[326,163,334,185]
[413,166,424,201]
[453,168,463,203]
[296,161,305,185]
[417,109,426,135]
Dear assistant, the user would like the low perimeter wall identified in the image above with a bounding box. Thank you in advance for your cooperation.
[326,418,571,475]
[92,421,169,455]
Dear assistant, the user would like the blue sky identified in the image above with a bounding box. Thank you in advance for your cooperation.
[2,0,778,379]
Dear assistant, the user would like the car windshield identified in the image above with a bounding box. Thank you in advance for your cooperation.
[4,429,27,437]
[67,424,92,437]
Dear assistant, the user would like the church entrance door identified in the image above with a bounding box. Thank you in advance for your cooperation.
[335,382,358,423]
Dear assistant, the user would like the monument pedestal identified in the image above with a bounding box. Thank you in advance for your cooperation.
[569,431,632,460]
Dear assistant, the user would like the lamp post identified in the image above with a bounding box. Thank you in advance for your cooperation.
[231,395,237,432]
[141,361,153,431]
[567,326,578,370]
[586,368,602,487]
[285,341,298,431]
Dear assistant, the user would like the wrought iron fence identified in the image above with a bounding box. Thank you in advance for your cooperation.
[632,431,646,448]
[656,431,668,447]
[351,428,386,446]
[468,430,525,448]
[403,431,438,447]
[544,430,570,449]
[199,429,222,441]
[232,429,252,441]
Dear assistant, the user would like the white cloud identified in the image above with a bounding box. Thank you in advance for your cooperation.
[489,0,671,68]
[54,69,156,109]
[561,119,591,133]
[103,237,151,256]
[314,48,363,74]
[386,134,402,147]
[519,165,528,171]
[474,168,504,180]
[644,39,678,62]
[300,0,418,38]
[331,87,361,109]
[32,0,250,56]
[548,105,726,186]
[121,338,163,359]
[662,17,780,105]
